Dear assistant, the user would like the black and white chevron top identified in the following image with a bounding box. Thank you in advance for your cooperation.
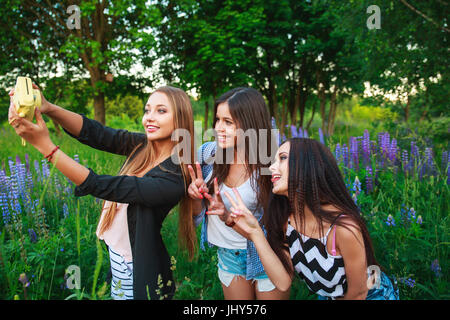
[286,214,347,298]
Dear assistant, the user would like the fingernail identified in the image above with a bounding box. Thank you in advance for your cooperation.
[199,195,203,199]
[206,211,209,215]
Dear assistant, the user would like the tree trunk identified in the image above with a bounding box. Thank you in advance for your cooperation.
[88,66,106,125]
[290,84,299,125]
[404,93,410,122]
[318,89,326,133]
[280,91,287,138]
[306,100,317,131]
[93,91,106,125]
[327,88,337,135]
[268,79,277,117]
[299,88,308,129]
[316,70,327,133]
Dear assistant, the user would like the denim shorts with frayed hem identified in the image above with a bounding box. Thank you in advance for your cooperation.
[317,271,400,300]
[217,247,276,292]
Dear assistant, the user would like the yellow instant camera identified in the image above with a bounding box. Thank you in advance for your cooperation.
[11,77,42,146]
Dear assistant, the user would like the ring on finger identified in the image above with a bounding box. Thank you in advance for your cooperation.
[9,118,18,126]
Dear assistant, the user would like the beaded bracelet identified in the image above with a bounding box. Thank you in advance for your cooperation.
[45,145,60,163]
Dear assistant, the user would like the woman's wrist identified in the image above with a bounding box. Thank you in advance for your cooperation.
[219,208,230,222]
[36,140,57,157]
[43,102,57,116]
[249,226,265,243]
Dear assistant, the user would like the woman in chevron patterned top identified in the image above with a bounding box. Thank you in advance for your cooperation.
[224,138,399,300]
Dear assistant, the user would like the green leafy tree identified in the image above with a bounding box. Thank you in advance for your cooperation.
[0,0,160,125]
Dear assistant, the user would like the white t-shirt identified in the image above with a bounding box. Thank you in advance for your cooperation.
[206,171,262,249]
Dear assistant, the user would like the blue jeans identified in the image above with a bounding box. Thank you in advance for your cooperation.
[217,247,275,292]
[318,272,399,300]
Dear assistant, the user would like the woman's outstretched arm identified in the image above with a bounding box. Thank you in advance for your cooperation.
[222,188,293,292]
[12,84,145,156]
[10,85,83,137]
[9,107,184,207]
[44,102,84,137]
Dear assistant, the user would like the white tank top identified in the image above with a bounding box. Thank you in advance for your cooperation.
[207,171,262,249]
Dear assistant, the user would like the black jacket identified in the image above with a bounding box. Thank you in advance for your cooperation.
[64,114,185,299]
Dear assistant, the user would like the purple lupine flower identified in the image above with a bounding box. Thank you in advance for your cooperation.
[362,130,370,165]
[22,191,33,216]
[12,198,22,217]
[335,143,342,164]
[63,203,69,218]
[352,176,361,196]
[298,126,304,138]
[282,134,287,143]
[10,174,19,200]
[425,148,435,175]
[441,151,448,172]
[411,141,419,166]
[399,277,415,288]
[28,228,37,243]
[0,193,11,225]
[342,144,349,167]
[402,150,409,173]
[385,214,396,226]
[416,215,422,225]
[8,159,16,179]
[290,125,298,138]
[370,140,377,156]
[26,171,33,191]
[389,138,397,162]
[379,132,389,158]
[64,185,73,196]
[366,166,373,193]
[41,160,50,179]
[0,169,7,194]
[33,160,41,183]
[448,164,450,185]
[419,161,426,181]
[352,193,358,204]
[318,127,325,145]
[350,137,359,170]
[431,259,442,278]
[303,129,308,138]
[407,207,416,222]
[25,154,30,173]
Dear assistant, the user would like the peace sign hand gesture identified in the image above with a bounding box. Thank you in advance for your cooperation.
[223,188,263,240]
[187,162,209,200]
[203,177,230,222]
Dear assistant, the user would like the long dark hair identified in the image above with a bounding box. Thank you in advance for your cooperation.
[207,87,274,212]
[264,138,381,275]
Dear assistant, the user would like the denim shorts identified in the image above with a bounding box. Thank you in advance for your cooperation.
[317,271,400,300]
[217,247,276,292]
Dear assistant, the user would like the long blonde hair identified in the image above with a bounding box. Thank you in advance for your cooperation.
[97,86,198,259]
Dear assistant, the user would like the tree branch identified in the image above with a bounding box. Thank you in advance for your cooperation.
[399,0,450,33]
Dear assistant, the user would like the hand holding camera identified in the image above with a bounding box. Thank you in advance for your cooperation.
[8,76,54,153]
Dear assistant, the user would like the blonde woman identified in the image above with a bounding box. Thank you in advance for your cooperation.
[8,85,196,300]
